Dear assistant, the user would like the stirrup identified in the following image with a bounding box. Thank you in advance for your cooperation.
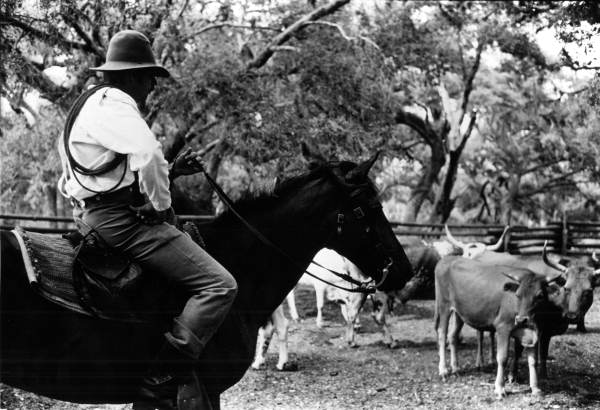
[177,371,210,410]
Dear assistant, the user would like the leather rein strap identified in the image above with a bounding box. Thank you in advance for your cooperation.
[200,168,378,294]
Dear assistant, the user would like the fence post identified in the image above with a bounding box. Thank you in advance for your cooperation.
[561,212,568,255]
[503,225,511,252]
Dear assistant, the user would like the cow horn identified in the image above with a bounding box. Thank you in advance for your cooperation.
[542,241,567,273]
[444,225,466,249]
[592,251,599,263]
[501,272,520,283]
[485,226,509,251]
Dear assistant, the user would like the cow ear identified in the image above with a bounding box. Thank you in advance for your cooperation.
[546,282,562,295]
[503,282,519,292]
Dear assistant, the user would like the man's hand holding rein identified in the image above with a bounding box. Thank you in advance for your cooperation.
[168,147,206,183]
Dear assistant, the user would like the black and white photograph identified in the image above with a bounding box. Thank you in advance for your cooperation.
[1,1,599,409]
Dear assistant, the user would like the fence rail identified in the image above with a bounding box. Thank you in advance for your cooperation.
[2,214,599,256]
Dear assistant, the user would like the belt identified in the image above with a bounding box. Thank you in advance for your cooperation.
[71,185,140,209]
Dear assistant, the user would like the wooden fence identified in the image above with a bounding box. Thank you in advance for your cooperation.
[2,213,599,256]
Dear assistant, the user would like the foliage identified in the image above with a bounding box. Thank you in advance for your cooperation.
[0,105,63,213]
[2,0,600,225]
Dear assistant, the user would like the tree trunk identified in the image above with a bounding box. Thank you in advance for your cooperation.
[499,174,521,224]
[429,152,458,224]
[403,143,445,223]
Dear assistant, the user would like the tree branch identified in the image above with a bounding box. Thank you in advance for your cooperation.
[517,171,585,197]
[1,13,96,52]
[187,23,281,38]
[560,48,600,71]
[457,34,484,127]
[301,21,381,50]
[246,0,351,70]
[455,109,477,154]
[60,13,105,58]
[395,108,436,146]
[520,158,564,176]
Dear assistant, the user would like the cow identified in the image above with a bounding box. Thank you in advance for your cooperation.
[435,255,563,398]
[367,233,500,349]
[525,245,600,378]
[297,248,368,334]
[366,235,476,349]
[444,226,565,371]
[542,252,600,333]
[251,302,296,371]
[446,225,600,376]
[252,249,368,370]
[368,242,442,348]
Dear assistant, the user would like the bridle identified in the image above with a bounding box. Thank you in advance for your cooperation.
[200,163,394,294]
[323,172,394,291]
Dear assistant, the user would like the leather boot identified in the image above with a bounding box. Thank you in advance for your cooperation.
[135,342,203,410]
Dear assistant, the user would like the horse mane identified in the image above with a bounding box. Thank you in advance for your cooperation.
[214,160,358,220]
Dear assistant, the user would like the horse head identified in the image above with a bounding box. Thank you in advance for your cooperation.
[300,143,413,292]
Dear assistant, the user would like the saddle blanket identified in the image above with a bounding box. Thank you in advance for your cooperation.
[11,227,145,322]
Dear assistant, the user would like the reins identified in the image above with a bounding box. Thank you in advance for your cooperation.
[200,168,381,294]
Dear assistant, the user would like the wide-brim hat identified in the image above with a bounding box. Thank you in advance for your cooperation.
[91,30,170,78]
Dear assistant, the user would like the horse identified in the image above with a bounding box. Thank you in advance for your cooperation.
[0,145,413,409]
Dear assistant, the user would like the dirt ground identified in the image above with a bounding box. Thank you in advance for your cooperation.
[2,285,599,410]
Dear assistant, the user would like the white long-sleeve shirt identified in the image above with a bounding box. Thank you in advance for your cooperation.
[58,86,171,211]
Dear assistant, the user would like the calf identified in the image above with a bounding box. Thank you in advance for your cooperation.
[435,256,562,398]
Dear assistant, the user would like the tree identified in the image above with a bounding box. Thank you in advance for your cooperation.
[1,0,363,215]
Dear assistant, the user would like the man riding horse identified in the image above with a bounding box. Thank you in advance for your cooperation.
[57,30,238,409]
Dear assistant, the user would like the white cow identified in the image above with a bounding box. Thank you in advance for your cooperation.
[251,293,297,371]
[251,249,368,370]
[298,248,367,334]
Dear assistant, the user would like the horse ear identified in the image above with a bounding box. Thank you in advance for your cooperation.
[346,151,380,181]
[301,142,326,169]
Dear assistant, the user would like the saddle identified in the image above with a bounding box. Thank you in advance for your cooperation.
[12,222,205,323]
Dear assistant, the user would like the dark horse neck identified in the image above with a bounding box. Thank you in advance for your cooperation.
[192,174,343,393]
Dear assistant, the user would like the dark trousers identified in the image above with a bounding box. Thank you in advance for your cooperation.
[73,190,237,359]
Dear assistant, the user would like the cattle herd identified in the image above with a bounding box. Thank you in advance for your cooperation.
[253,227,600,400]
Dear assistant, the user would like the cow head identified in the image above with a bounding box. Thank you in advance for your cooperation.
[444,225,509,259]
[369,291,393,325]
[542,243,600,321]
[501,270,562,331]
